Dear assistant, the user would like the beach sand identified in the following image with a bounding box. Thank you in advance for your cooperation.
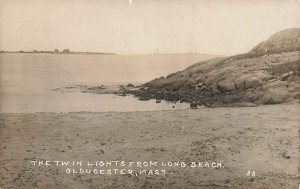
[0,104,299,189]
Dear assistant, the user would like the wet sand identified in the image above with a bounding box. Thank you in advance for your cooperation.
[0,104,299,189]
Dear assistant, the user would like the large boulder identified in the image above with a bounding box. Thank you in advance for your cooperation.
[249,28,300,56]
[217,80,236,92]
[234,75,263,91]
[260,89,290,104]
[244,77,263,89]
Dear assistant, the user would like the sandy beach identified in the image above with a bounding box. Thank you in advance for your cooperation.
[0,104,299,189]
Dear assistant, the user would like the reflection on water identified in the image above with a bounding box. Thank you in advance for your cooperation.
[0,53,201,113]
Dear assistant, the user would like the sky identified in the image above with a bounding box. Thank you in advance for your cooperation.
[1,0,300,55]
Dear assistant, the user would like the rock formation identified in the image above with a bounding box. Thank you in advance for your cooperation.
[130,28,300,106]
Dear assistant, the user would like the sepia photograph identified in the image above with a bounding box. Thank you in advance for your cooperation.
[0,0,300,188]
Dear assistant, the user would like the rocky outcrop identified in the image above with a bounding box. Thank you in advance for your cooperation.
[249,28,300,57]
[130,28,300,106]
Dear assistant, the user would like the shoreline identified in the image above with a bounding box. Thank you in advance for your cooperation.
[52,83,300,108]
[0,101,297,115]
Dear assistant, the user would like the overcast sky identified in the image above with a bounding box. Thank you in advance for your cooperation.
[1,0,300,55]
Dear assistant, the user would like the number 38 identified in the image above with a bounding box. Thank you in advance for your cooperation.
[246,171,255,177]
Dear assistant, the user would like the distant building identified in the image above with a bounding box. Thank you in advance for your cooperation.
[54,49,59,53]
[62,49,71,53]
[33,50,38,53]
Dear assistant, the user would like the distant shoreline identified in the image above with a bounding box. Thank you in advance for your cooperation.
[0,51,116,55]
[0,51,222,57]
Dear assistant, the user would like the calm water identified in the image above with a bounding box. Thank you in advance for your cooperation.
[0,53,212,113]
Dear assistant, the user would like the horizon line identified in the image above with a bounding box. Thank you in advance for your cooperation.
[0,50,226,57]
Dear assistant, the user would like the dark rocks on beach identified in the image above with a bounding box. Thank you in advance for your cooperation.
[87,86,105,90]
[190,103,198,109]
[138,96,150,101]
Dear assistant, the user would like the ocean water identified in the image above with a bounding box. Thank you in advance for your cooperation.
[0,53,212,113]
